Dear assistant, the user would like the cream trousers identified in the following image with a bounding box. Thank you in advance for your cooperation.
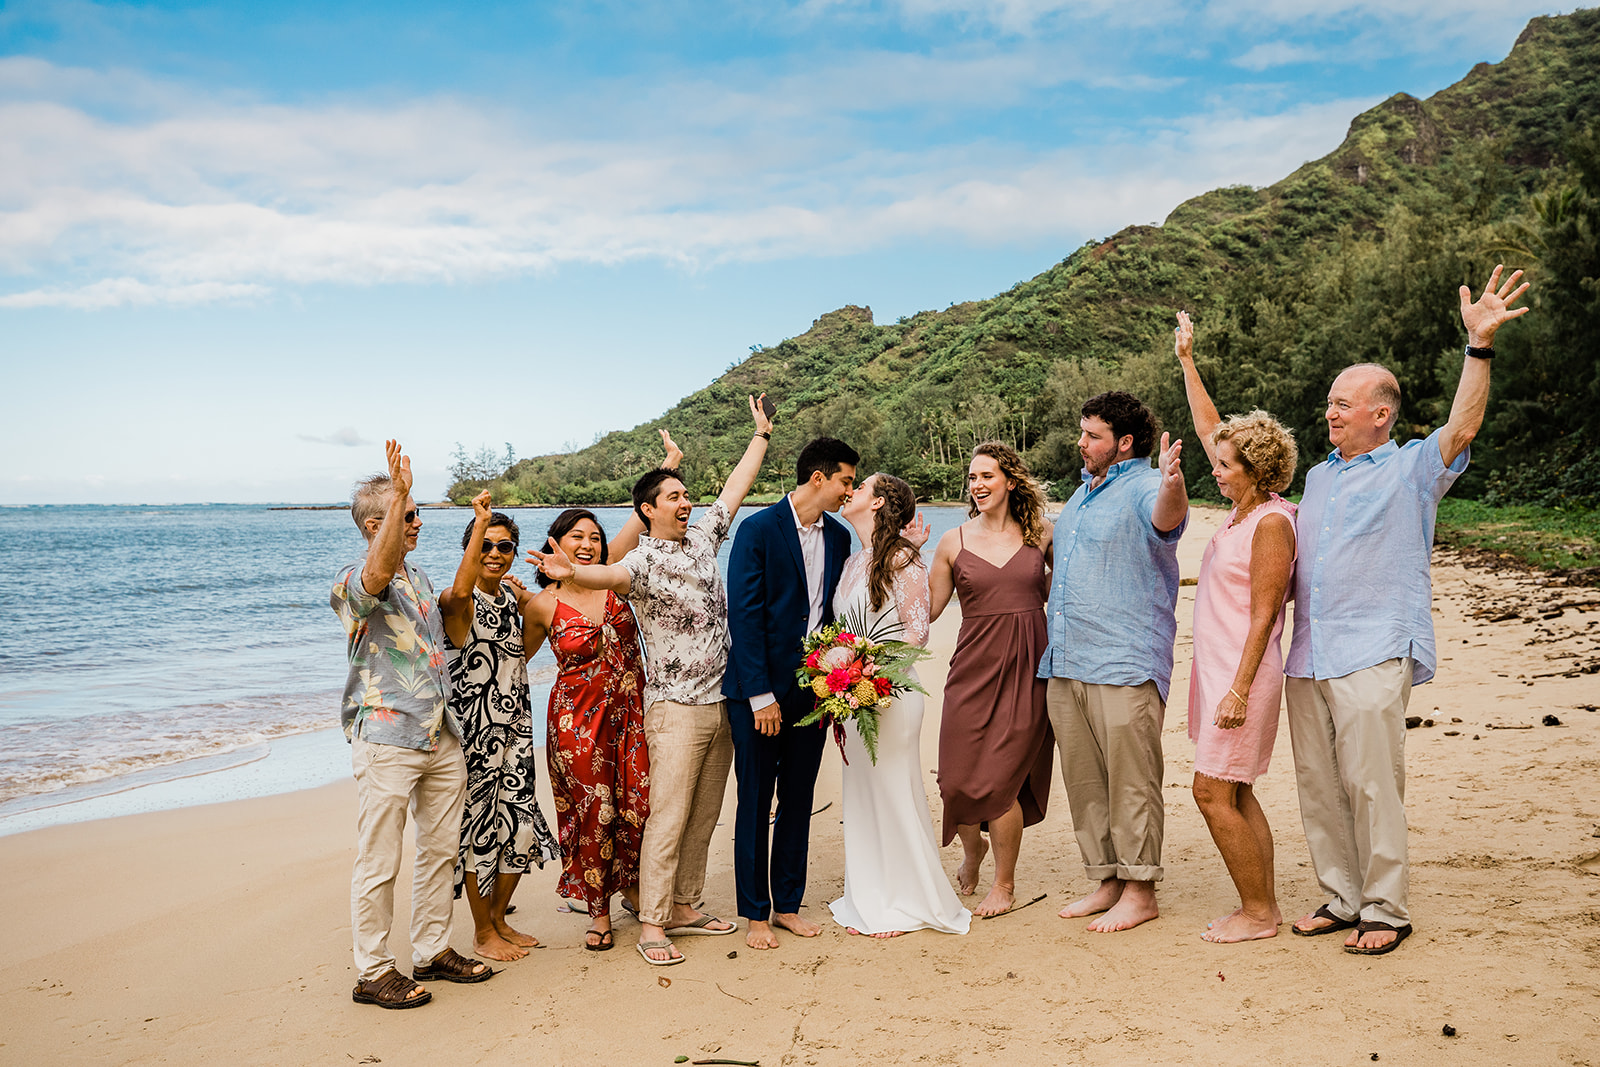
[350,731,468,981]
[1286,658,1413,927]
[637,699,733,928]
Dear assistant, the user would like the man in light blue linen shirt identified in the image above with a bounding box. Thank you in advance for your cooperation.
[1287,266,1530,956]
[1040,391,1189,934]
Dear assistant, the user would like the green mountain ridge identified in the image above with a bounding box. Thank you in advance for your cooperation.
[453,9,1600,507]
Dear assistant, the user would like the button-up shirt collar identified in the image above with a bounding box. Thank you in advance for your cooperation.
[788,493,827,633]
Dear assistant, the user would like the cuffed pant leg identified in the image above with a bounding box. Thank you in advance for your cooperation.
[1324,659,1412,926]
[1286,675,1361,922]
[676,702,733,909]
[1047,678,1117,882]
[409,731,468,968]
[351,739,416,982]
[1092,681,1165,883]
[638,700,697,928]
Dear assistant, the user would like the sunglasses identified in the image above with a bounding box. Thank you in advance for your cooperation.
[481,539,518,555]
[403,510,418,523]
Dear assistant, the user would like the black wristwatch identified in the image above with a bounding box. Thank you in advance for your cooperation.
[1465,345,1494,360]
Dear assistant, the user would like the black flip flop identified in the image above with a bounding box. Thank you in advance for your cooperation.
[1292,904,1359,937]
[584,928,615,952]
[1344,920,1412,955]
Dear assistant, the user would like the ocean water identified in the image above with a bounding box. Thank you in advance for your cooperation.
[0,501,972,828]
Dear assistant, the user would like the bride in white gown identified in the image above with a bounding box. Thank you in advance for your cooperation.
[829,473,972,937]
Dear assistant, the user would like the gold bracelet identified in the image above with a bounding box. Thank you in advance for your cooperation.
[1228,687,1246,703]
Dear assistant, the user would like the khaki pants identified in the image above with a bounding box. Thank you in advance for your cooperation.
[350,731,468,981]
[1047,678,1166,883]
[638,699,734,928]
[1285,658,1413,927]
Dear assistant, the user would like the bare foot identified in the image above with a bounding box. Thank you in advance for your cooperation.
[870,929,904,939]
[1059,879,1123,919]
[973,882,1015,918]
[1201,911,1278,943]
[473,932,529,961]
[494,920,540,948]
[746,920,780,950]
[1086,882,1158,933]
[956,837,989,896]
[772,912,821,938]
[1207,905,1281,929]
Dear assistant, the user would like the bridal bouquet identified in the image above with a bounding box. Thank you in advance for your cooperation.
[794,607,929,765]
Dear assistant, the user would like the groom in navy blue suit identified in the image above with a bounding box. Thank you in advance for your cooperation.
[724,437,859,950]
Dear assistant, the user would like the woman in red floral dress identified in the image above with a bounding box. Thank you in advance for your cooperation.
[521,433,678,950]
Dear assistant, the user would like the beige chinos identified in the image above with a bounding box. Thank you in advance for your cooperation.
[637,698,735,927]
[1047,678,1166,883]
[350,731,468,981]
[1285,657,1413,927]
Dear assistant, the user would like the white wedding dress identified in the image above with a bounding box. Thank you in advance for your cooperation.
[828,551,971,936]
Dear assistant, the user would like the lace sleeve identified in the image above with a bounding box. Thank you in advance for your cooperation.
[892,558,931,648]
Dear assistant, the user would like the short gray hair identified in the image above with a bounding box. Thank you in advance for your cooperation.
[351,473,394,536]
[1345,362,1402,427]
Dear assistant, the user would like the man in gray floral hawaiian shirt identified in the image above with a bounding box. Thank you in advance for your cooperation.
[330,440,491,1008]
[530,395,774,966]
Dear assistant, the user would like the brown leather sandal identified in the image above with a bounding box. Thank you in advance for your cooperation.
[412,947,494,984]
[352,968,432,1009]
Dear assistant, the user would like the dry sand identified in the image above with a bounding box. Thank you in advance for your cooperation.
[3,506,1598,1066]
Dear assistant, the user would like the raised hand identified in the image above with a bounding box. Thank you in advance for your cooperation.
[1158,431,1184,489]
[471,489,492,525]
[1174,310,1194,363]
[385,439,414,496]
[659,427,684,470]
[1460,264,1530,348]
[902,511,930,551]
[750,393,774,437]
[526,537,575,583]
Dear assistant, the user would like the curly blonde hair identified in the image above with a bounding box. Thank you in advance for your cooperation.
[1210,410,1298,494]
[966,441,1049,547]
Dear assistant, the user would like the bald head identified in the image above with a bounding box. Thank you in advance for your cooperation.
[1326,363,1402,459]
[1335,363,1401,430]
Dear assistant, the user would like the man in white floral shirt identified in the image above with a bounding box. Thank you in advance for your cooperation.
[331,440,492,1009]
[531,395,774,966]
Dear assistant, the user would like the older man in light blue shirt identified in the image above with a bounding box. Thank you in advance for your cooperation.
[1040,391,1189,934]
[1287,266,1530,956]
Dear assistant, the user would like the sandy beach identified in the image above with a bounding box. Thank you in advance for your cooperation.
[3,505,1598,1066]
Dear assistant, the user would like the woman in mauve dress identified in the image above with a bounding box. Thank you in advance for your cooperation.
[926,441,1054,918]
[1174,310,1299,945]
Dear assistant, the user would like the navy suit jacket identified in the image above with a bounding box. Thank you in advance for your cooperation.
[722,498,853,705]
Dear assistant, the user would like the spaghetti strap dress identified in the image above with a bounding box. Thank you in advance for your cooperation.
[546,591,650,918]
[936,528,1054,846]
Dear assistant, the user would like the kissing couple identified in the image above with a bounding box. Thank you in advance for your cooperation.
[723,437,970,947]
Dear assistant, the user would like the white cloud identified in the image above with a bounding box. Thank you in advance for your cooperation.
[1231,41,1320,70]
[0,56,1373,308]
[298,427,371,447]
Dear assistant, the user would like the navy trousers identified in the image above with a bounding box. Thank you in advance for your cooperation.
[727,688,829,922]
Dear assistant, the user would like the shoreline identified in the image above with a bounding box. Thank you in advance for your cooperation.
[4,507,1599,1063]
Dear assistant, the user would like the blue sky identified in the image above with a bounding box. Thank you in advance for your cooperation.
[0,0,1572,503]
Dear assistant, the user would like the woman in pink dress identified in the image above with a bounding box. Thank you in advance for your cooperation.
[1175,311,1299,944]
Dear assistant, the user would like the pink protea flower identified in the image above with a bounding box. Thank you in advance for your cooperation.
[820,646,855,671]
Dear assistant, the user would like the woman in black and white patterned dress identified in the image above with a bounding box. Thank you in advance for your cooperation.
[441,493,558,962]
